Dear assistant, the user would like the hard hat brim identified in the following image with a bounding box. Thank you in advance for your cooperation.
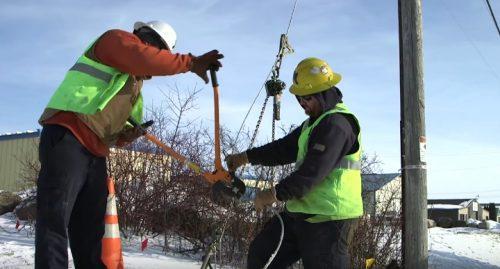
[290,72,342,96]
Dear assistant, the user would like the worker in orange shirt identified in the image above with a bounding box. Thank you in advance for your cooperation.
[35,20,223,268]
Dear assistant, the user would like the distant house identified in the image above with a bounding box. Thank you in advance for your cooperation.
[362,173,401,217]
[481,207,490,221]
[481,203,500,222]
[428,198,488,222]
[0,130,40,191]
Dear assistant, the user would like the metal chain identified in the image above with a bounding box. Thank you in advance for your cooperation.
[205,1,299,267]
[270,90,282,182]
[234,33,294,150]
[273,34,294,79]
[272,111,276,143]
[245,31,294,190]
[243,96,270,190]
[248,96,270,150]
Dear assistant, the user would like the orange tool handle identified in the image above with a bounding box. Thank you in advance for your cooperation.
[126,67,231,185]
[210,68,223,172]
[144,134,199,173]
[142,133,230,184]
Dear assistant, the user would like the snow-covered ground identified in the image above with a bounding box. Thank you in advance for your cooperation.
[429,226,500,269]
[1,212,500,268]
[0,213,201,268]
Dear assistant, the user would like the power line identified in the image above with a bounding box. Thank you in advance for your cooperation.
[439,0,500,83]
[285,0,299,35]
[484,0,500,36]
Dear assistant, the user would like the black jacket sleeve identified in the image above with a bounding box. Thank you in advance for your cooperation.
[245,126,302,166]
[274,113,359,201]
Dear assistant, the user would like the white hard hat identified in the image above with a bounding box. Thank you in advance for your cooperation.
[134,20,177,50]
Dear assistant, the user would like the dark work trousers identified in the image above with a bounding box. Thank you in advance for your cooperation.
[247,212,358,269]
[35,124,108,269]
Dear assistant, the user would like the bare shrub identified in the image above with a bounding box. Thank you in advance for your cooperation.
[16,84,403,269]
[351,158,402,269]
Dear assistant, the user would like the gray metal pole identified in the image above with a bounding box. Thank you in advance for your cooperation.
[398,0,428,268]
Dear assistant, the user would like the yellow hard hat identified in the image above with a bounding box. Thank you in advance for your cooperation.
[289,57,342,96]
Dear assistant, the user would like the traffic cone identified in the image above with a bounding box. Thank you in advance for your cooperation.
[101,177,124,269]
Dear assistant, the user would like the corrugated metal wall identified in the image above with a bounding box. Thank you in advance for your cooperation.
[0,134,39,192]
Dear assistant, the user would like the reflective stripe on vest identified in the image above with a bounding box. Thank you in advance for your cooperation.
[44,40,141,122]
[69,62,113,83]
[295,157,360,171]
[336,158,361,170]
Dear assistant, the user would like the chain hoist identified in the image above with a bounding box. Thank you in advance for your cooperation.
[201,0,298,267]
[266,34,294,123]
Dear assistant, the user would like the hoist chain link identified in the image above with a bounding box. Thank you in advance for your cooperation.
[272,115,276,142]
[248,95,270,150]
[203,1,299,266]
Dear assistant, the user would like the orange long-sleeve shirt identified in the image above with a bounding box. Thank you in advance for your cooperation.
[94,29,193,76]
[44,29,194,157]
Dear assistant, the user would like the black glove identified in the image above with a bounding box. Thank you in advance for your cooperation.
[118,126,146,145]
[225,152,248,171]
[191,50,224,83]
[254,187,278,212]
[117,119,154,146]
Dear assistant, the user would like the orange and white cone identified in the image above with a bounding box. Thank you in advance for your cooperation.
[101,177,124,269]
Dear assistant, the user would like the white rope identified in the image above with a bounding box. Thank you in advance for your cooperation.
[262,207,285,269]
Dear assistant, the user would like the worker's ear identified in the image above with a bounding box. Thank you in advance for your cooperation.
[135,28,167,50]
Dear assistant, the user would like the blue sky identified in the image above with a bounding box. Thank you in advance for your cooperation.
[1,0,499,202]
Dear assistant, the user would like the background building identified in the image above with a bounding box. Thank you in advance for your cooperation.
[362,173,401,217]
[427,198,488,223]
[0,130,40,192]
[481,203,500,222]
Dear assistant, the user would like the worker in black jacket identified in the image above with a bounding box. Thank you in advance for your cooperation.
[226,57,363,269]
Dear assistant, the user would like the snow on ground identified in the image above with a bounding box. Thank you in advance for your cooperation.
[429,226,500,269]
[2,212,500,269]
[0,213,201,268]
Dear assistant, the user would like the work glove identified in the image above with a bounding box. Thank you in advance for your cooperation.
[117,126,146,145]
[190,50,224,83]
[254,187,278,212]
[225,152,248,171]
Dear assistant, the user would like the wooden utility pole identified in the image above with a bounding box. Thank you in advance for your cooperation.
[398,0,428,268]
